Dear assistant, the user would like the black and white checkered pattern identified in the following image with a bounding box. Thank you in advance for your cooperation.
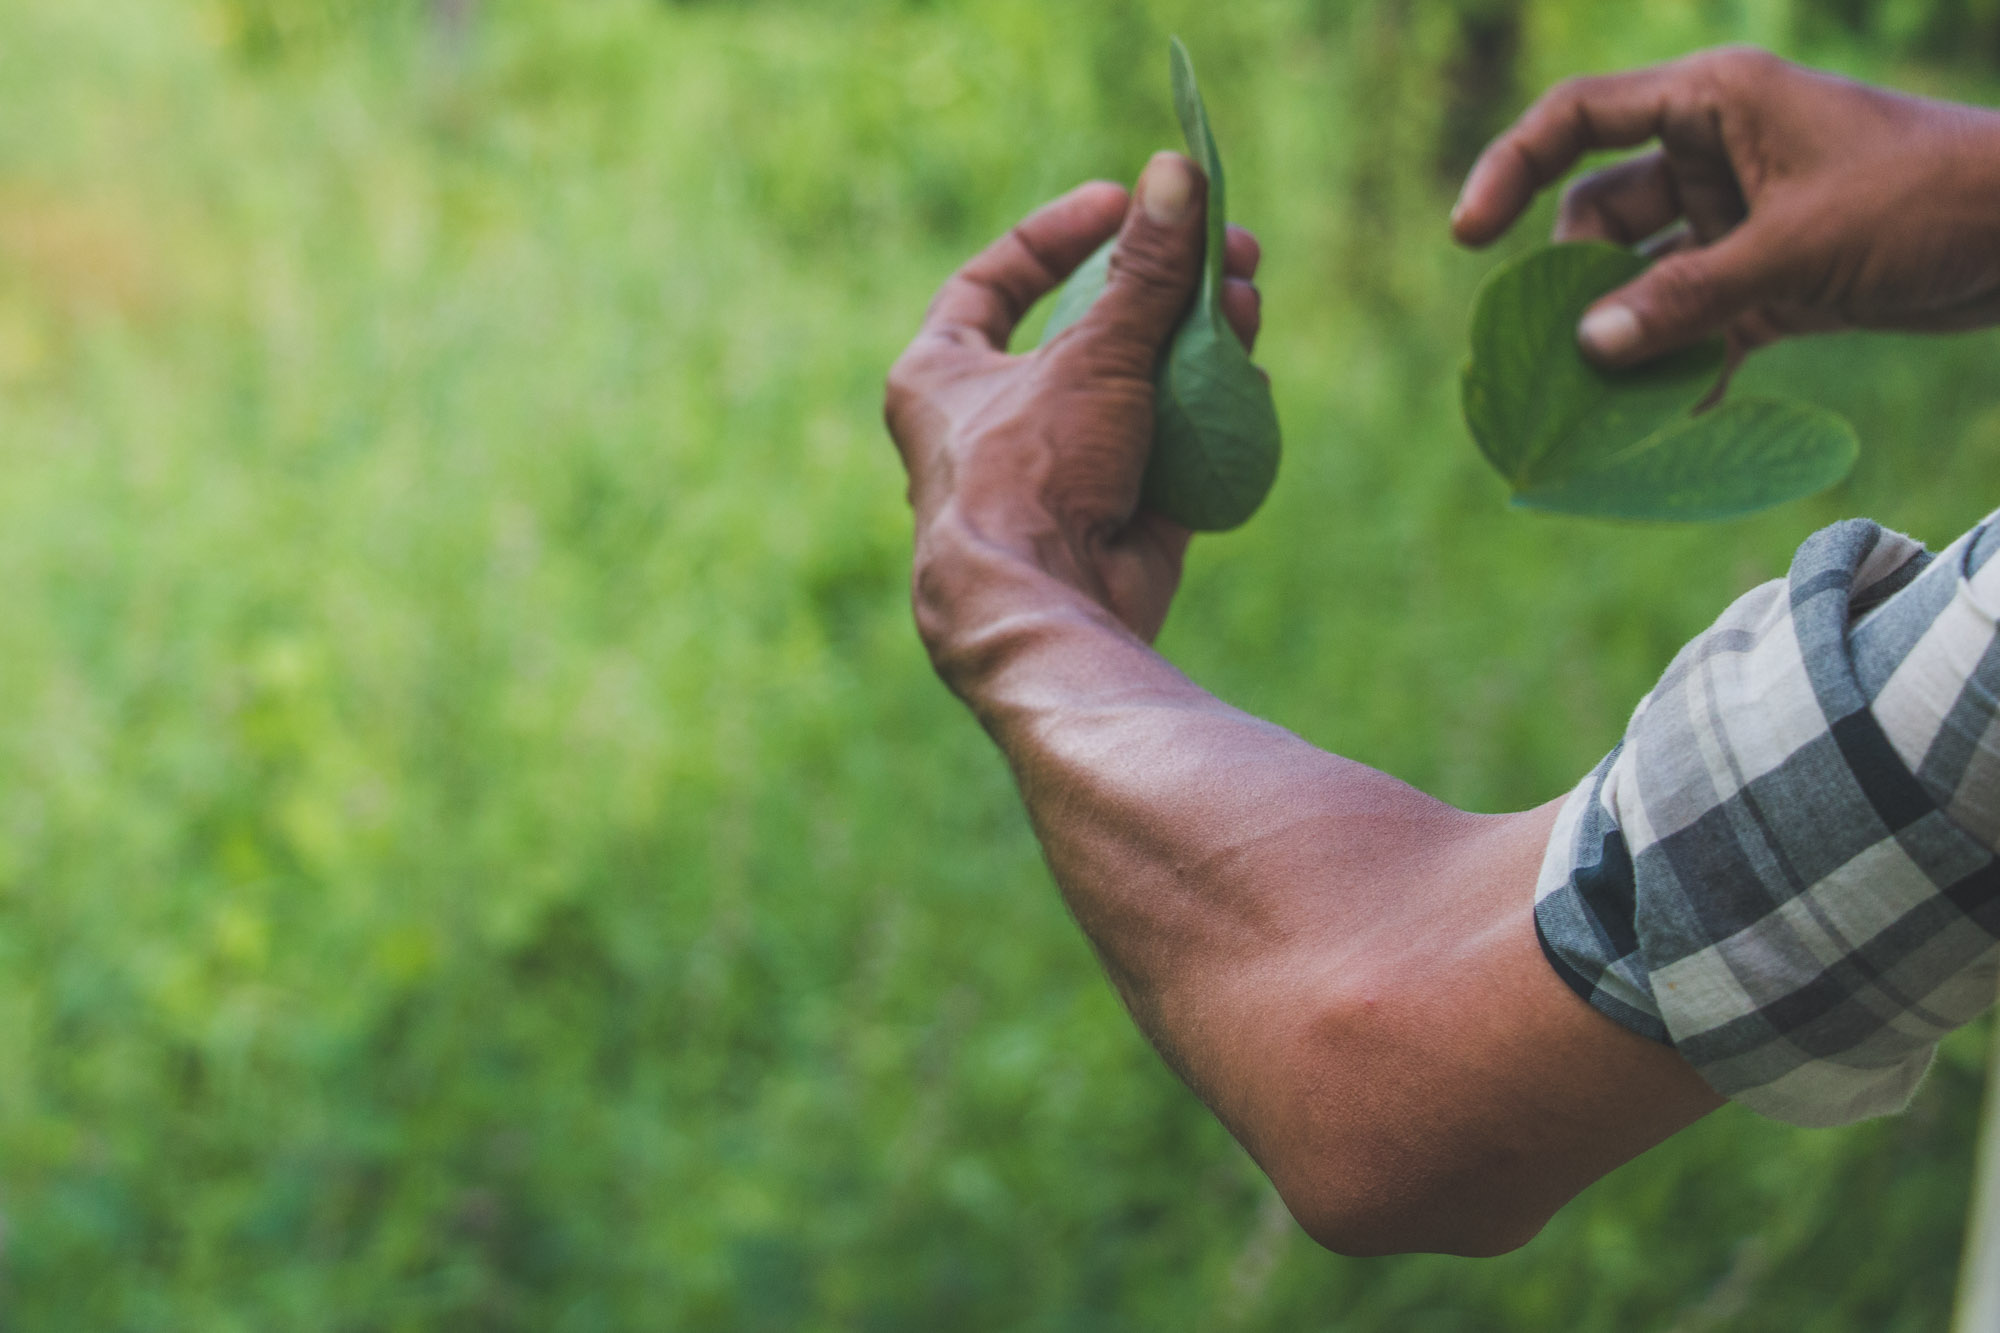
[1535,512,2000,1127]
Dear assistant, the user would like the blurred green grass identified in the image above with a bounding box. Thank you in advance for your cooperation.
[3,0,2000,1327]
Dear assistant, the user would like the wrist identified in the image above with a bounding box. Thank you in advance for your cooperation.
[911,502,1117,694]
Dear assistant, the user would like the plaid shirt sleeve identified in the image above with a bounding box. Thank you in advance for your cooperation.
[1534,509,2000,1127]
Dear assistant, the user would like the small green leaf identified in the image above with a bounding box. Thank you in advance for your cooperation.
[1037,38,1281,533]
[1514,398,1859,521]
[1170,34,1227,315]
[1463,244,1725,485]
[1462,241,1857,521]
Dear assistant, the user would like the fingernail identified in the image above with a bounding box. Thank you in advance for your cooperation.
[1139,153,1193,225]
[1579,304,1641,360]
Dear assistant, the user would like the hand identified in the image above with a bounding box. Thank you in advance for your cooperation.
[1451,46,2000,367]
[883,153,1263,651]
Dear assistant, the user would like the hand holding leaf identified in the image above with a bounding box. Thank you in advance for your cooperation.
[1461,242,1857,521]
[1039,39,1283,532]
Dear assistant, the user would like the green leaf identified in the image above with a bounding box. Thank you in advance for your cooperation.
[1037,37,1281,533]
[1170,34,1227,316]
[1463,244,1725,485]
[1461,241,1857,520]
[1039,239,1110,346]
[1513,398,1859,521]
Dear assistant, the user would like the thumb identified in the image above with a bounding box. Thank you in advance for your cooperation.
[1578,227,1782,368]
[1074,152,1208,376]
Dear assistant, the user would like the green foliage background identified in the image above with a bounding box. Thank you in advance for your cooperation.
[3,0,2000,1327]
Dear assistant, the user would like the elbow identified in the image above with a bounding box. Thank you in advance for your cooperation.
[1180,806,1713,1259]
[1270,1163,1556,1259]
[1231,972,1578,1258]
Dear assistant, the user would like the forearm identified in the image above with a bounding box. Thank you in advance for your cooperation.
[916,511,1522,1205]
[917,506,1469,986]
[915,508,1725,1256]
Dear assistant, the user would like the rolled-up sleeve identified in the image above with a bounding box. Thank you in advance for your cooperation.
[1534,511,2000,1127]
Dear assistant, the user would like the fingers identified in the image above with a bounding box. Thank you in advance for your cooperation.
[1224,225,1262,349]
[1554,151,1683,245]
[913,166,1257,377]
[1071,152,1210,377]
[1225,224,1260,280]
[1453,64,1683,247]
[921,180,1129,351]
[1222,277,1261,351]
[1577,223,1788,366]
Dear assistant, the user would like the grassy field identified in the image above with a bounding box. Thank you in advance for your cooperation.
[5,0,2000,1327]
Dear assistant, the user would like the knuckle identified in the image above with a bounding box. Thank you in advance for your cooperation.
[882,354,927,433]
[1695,44,1780,94]
[883,354,917,402]
[1225,225,1261,273]
[1715,44,1779,78]
[1556,167,1600,206]
[1552,73,1601,105]
[881,384,908,437]
[1536,74,1599,129]
[1540,75,1589,112]
[1555,176,1600,223]
[1108,229,1186,291]
[1644,254,1717,322]
[1004,224,1061,294]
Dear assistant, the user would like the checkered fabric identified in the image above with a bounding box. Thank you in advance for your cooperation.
[1534,511,2000,1127]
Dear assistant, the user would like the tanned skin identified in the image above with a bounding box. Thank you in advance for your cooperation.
[883,47,2000,1256]
[1455,46,2000,367]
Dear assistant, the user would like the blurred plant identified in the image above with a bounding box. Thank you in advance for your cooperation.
[0,0,1990,1327]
